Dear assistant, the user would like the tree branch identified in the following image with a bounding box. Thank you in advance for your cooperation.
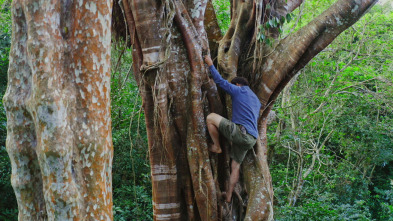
[289,0,378,75]
[204,0,222,59]
[274,0,304,17]
[260,0,378,114]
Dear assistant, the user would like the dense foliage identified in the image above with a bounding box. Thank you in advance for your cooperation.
[268,3,393,220]
[0,1,392,220]
[110,45,152,221]
[0,0,17,220]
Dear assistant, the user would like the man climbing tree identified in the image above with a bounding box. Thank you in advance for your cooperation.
[205,55,261,203]
[115,0,378,220]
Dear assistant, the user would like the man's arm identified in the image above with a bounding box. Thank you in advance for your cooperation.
[204,55,239,95]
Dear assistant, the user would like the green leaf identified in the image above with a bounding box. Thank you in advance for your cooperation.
[286,13,292,23]
[275,17,281,25]
[265,22,271,29]
[266,3,271,10]
[269,19,275,28]
[280,16,286,24]
[265,38,272,46]
[259,25,264,32]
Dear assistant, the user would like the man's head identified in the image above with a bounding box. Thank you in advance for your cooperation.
[231,77,249,86]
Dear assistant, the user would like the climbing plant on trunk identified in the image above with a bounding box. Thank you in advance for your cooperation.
[116,0,377,220]
[3,0,114,219]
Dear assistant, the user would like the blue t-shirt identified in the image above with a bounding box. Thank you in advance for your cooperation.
[209,65,261,138]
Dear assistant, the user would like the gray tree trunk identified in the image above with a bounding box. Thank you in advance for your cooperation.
[3,0,114,220]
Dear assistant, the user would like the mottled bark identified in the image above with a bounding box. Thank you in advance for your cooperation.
[3,0,114,220]
[116,0,377,220]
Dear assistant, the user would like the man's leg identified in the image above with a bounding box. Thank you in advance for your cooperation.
[206,113,223,153]
[226,160,241,202]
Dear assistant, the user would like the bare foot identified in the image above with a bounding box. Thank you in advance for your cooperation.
[221,192,232,205]
[221,192,227,199]
[208,144,222,153]
[226,191,232,203]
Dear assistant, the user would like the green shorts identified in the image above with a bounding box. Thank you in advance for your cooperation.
[218,118,257,164]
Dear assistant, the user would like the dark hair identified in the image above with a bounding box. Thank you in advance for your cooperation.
[231,77,249,86]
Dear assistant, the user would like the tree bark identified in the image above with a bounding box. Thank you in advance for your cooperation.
[3,0,114,220]
[117,0,378,220]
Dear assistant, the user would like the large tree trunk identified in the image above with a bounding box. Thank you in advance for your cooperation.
[118,0,377,220]
[3,0,114,220]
